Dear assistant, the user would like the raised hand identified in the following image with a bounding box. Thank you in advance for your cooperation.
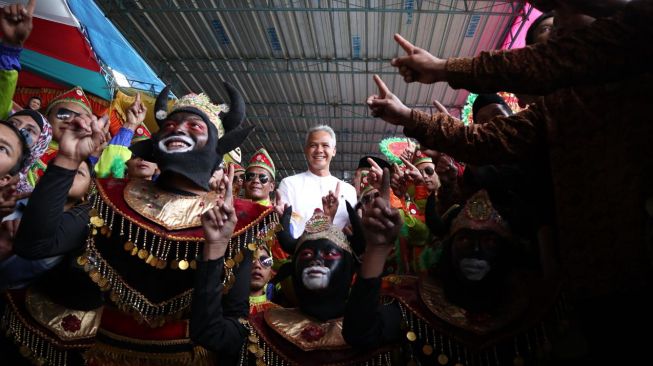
[90,114,111,158]
[273,189,289,217]
[201,164,237,260]
[432,100,451,115]
[390,163,407,199]
[55,114,107,170]
[321,182,340,223]
[367,75,412,126]
[433,152,458,186]
[360,168,403,278]
[362,168,402,249]
[390,34,447,84]
[125,92,148,129]
[399,156,425,185]
[400,138,416,162]
[0,0,36,47]
[208,168,225,194]
[366,157,384,191]
[0,176,27,220]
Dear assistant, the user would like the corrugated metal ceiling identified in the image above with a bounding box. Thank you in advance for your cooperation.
[94,0,526,181]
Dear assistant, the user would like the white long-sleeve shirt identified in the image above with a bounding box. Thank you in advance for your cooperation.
[277,171,357,238]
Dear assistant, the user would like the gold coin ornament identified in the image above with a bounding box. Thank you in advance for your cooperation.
[423,344,434,356]
[130,247,139,256]
[110,291,120,302]
[225,258,235,268]
[406,331,417,342]
[438,354,449,365]
[19,345,30,356]
[190,260,197,270]
[90,216,104,227]
[234,251,244,263]
[247,242,258,251]
[137,249,149,260]
[89,270,100,283]
[156,260,167,270]
[170,259,179,270]
[248,344,259,354]
[178,259,189,270]
[513,356,525,366]
[123,241,134,251]
[76,256,88,266]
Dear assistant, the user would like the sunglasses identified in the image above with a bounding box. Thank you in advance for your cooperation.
[233,173,245,183]
[254,255,274,268]
[55,107,83,121]
[420,167,435,176]
[245,172,270,184]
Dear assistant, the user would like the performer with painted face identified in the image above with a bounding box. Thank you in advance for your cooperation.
[4,83,277,366]
[192,181,400,365]
[344,178,567,365]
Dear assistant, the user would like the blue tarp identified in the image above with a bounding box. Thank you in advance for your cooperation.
[67,0,165,93]
[20,48,111,100]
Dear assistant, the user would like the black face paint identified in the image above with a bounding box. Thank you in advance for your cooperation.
[292,239,353,321]
[295,240,345,291]
[439,229,513,313]
[152,109,220,191]
[451,230,500,282]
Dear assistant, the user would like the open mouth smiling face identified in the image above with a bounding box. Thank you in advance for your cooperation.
[158,134,195,153]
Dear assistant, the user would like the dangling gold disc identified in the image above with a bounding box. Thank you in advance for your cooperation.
[178,259,189,270]
[406,331,417,342]
[423,344,434,355]
[137,249,149,259]
[123,241,134,251]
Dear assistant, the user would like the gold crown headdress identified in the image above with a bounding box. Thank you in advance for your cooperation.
[296,209,351,255]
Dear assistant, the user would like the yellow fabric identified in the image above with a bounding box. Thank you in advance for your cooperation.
[123,179,219,230]
[0,69,17,119]
[112,88,171,135]
[264,307,349,351]
[94,144,132,178]
[26,288,103,341]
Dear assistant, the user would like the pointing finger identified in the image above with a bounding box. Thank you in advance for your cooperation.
[26,0,36,15]
[373,75,391,97]
[394,34,415,54]
[433,100,449,114]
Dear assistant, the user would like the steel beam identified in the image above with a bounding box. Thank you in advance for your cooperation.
[244,101,447,109]
[99,1,519,17]
[157,57,396,75]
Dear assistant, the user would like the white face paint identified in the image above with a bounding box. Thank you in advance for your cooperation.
[158,135,195,153]
[301,265,331,290]
[459,258,491,281]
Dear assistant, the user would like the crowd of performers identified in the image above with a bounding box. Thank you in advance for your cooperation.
[0,0,651,365]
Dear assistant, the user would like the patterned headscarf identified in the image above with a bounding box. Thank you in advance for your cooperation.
[16,114,53,194]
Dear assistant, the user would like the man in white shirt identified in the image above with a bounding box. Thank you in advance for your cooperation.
[277,125,357,238]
